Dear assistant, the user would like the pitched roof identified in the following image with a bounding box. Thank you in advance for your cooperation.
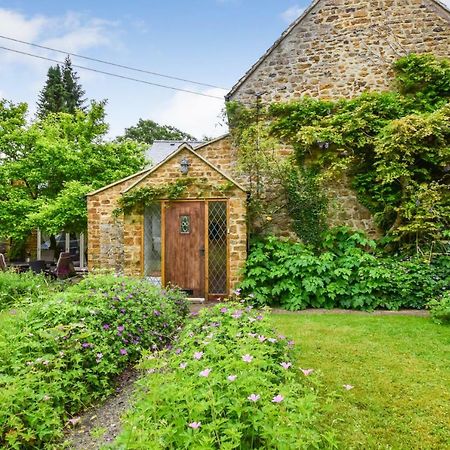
[225,0,450,101]
[87,134,240,197]
[145,140,205,166]
[124,142,246,193]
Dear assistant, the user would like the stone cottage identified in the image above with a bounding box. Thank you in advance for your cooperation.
[88,0,450,298]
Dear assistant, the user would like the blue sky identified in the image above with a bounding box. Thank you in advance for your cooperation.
[0,0,311,138]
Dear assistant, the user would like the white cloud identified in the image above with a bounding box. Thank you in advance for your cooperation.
[0,8,117,70]
[280,5,304,24]
[155,88,228,139]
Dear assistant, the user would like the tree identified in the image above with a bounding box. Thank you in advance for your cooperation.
[0,100,146,250]
[118,119,195,144]
[36,56,86,117]
[62,56,86,114]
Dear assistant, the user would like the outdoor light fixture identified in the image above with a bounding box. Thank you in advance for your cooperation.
[317,141,330,150]
[180,157,190,174]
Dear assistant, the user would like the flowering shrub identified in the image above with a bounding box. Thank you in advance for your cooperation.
[0,270,58,312]
[240,234,450,310]
[112,303,329,449]
[0,274,188,449]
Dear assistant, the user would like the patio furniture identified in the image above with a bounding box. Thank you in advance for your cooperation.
[0,253,6,271]
[29,260,47,274]
[54,252,76,279]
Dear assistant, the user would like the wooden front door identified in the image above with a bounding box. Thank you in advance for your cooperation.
[164,201,205,298]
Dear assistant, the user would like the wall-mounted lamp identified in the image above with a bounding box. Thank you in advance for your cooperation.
[180,157,190,174]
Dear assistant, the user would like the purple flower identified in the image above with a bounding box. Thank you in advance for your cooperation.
[199,368,211,377]
[179,362,187,369]
[210,322,220,328]
[280,362,292,370]
[190,311,199,317]
[103,324,110,330]
[278,334,286,340]
[220,307,228,313]
[245,305,253,312]
[189,422,201,429]
[231,310,243,319]
[258,335,266,342]
[117,325,125,332]
[242,354,253,363]
[247,393,260,402]
[193,351,204,360]
[227,375,237,382]
[256,315,263,321]
[153,310,161,316]
[300,368,314,376]
[343,384,354,390]
[119,348,127,356]
[272,394,284,403]
[82,342,90,348]
[288,340,295,347]
[120,308,126,314]
[175,348,182,355]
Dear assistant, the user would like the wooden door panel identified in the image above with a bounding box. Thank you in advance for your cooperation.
[165,201,205,297]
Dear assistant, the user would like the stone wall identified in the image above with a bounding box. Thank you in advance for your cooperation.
[87,172,147,273]
[228,0,450,106]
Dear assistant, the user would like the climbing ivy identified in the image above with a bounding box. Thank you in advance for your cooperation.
[115,177,235,215]
[228,53,450,253]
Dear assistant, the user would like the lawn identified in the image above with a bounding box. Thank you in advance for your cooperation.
[271,313,450,450]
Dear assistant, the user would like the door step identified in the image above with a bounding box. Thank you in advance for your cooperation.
[188,297,205,304]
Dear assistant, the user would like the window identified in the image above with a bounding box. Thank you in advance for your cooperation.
[180,215,190,234]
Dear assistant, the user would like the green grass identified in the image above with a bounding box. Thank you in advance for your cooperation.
[271,313,450,450]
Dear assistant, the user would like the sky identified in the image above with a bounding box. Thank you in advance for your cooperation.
[0,0,449,139]
[0,0,312,139]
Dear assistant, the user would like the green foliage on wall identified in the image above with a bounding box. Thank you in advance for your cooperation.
[228,53,450,252]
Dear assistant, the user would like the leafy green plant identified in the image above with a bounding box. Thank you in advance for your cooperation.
[0,274,188,449]
[428,291,450,325]
[111,303,332,449]
[0,270,58,312]
[240,230,449,311]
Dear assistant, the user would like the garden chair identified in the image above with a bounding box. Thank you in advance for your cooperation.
[0,253,6,271]
[29,260,47,274]
[48,252,76,279]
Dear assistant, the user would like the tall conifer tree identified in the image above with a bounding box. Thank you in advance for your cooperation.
[36,56,86,117]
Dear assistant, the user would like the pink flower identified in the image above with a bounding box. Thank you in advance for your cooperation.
[193,351,204,360]
[189,421,201,429]
[179,362,187,369]
[119,348,127,355]
[220,307,228,313]
[272,394,284,403]
[247,393,260,402]
[280,362,292,370]
[242,354,253,363]
[117,325,125,332]
[258,335,266,342]
[227,375,237,382]
[343,384,354,390]
[231,310,243,319]
[300,368,314,376]
[68,417,81,426]
[199,368,211,377]
[288,340,295,347]
[248,332,257,338]
[278,334,286,340]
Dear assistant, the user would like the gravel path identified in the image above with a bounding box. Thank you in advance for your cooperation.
[64,368,138,449]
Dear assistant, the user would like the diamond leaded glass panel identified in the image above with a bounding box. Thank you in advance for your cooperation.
[208,201,227,294]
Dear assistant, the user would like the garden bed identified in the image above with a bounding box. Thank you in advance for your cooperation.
[0,274,188,449]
